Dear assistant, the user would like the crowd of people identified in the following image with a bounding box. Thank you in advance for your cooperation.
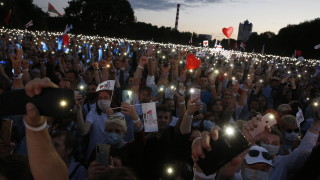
[1,27,320,180]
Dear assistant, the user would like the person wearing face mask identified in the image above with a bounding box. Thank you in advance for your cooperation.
[257,113,320,180]
[278,115,300,155]
[75,81,127,163]
[237,146,273,180]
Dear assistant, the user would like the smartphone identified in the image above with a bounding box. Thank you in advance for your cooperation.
[98,48,103,61]
[178,83,186,95]
[249,113,277,137]
[197,124,250,175]
[0,119,13,145]
[0,60,7,65]
[122,90,133,104]
[95,144,110,167]
[190,88,201,102]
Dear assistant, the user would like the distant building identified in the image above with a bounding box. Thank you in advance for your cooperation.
[198,34,212,40]
[237,20,252,42]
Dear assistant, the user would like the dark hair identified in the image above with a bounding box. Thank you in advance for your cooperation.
[92,167,136,180]
[65,70,79,80]
[139,86,152,94]
[50,129,76,150]
[270,127,283,145]
[0,155,33,180]
[157,104,172,114]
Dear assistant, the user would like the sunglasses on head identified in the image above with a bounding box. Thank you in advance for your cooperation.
[286,128,299,133]
[248,149,272,160]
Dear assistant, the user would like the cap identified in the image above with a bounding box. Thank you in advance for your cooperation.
[277,104,292,112]
[244,146,273,167]
[106,114,127,132]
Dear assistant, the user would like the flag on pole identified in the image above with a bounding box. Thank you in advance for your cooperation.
[24,20,33,29]
[261,44,265,55]
[63,24,73,34]
[314,44,320,50]
[48,3,62,16]
[142,102,158,132]
[4,9,11,24]
[296,107,304,126]
[240,42,246,51]
[189,33,193,44]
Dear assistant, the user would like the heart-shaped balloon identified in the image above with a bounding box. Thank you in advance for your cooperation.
[222,27,234,39]
[186,54,200,70]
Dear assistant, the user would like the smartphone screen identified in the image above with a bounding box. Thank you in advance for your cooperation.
[16,44,22,50]
[190,88,201,102]
[197,124,250,175]
[96,144,110,166]
[122,90,133,104]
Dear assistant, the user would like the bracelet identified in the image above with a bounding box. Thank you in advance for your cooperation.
[138,66,144,69]
[22,69,29,72]
[210,85,215,88]
[23,119,48,132]
[13,73,23,79]
[133,118,141,124]
[179,101,185,105]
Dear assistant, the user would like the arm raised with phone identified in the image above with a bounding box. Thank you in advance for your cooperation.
[192,116,271,179]
[23,78,68,180]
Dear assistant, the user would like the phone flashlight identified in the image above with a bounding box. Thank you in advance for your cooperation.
[314,102,319,107]
[179,61,183,64]
[59,100,67,107]
[214,70,219,74]
[232,77,236,81]
[189,69,193,73]
[170,85,176,90]
[259,79,264,83]
[225,126,235,136]
[166,167,174,175]
[158,85,165,92]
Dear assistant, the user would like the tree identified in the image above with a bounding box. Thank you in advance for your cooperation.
[64,0,135,35]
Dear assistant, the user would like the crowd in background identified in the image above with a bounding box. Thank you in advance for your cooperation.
[1,28,320,180]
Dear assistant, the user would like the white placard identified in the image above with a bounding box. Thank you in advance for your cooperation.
[142,102,158,132]
[96,80,115,91]
[196,52,206,57]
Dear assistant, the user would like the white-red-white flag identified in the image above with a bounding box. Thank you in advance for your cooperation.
[142,102,158,132]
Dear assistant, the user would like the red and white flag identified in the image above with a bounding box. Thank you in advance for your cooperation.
[142,102,158,132]
[24,20,33,29]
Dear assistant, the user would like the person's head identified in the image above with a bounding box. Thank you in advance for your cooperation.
[164,98,175,116]
[277,104,293,118]
[114,56,126,70]
[260,127,283,157]
[199,75,209,89]
[59,78,72,89]
[157,104,172,131]
[97,90,112,113]
[83,69,94,83]
[54,71,63,81]
[0,155,33,180]
[65,60,74,71]
[50,130,76,161]
[65,70,80,89]
[86,82,98,102]
[249,99,260,112]
[104,115,127,147]
[234,70,243,81]
[279,115,299,142]
[222,94,236,110]
[209,99,223,113]
[270,78,279,87]
[139,86,152,103]
[241,146,273,180]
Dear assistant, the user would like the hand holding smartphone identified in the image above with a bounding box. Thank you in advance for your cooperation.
[249,113,277,137]
[197,124,250,175]
[190,88,201,103]
[96,144,110,167]
[122,90,133,104]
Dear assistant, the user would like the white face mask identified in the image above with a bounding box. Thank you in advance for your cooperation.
[261,143,280,157]
[243,168,269,180]
[98,100,111,112]
[284,132,299,142]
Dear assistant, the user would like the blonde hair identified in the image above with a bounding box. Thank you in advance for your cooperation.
[279,115,297,128]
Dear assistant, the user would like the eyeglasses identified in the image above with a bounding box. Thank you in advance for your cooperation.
[285,128,299,133]
[248,149,272,160]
